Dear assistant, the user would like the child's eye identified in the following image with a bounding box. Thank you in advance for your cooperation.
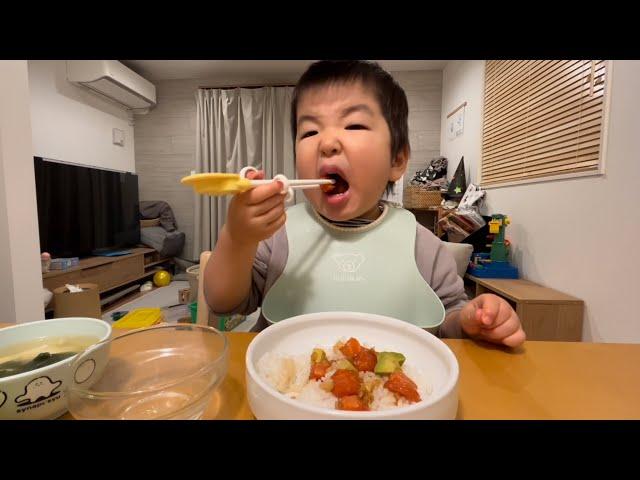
[300,130,317,139]
[345,124,368,130]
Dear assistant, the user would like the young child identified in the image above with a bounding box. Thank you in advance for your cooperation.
[204,60,525,348]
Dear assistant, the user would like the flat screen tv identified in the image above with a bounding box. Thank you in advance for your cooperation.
[34,157,141,258]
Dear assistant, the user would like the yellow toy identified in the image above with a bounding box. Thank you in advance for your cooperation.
[153,270,172,287]
[112,308,164,329]
[489,216,510,234]
[181,166,334,201]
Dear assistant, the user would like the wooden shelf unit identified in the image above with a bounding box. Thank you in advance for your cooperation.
[406,206,450,237]
[464,274,584,342]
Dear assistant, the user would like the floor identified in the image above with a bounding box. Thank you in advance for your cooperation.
[101,280,259,331]
[101,281,190,323]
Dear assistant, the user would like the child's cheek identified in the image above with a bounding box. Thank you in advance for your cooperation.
[295,151,316,177]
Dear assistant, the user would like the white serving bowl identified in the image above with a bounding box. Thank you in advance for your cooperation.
[0,318,112,420]
[246,312,459,420]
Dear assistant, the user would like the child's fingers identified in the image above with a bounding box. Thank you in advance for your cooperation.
[250,190,286,216]
[480,304,511,331]
[255,201,285,225]
[501,328,526,348]
[245,170,264,180]
[479,317,520,342]
[244,180,285,205]
[265,211,287,234]
[463,294,524,346]
[478,296,502,327]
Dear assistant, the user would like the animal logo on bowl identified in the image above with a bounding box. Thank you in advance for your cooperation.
[15,376,62,406]
[0,391,6,409]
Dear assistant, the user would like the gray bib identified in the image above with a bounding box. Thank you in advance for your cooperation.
[262,202,445,332]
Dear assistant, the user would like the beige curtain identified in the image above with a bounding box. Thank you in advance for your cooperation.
[193,86,295,256]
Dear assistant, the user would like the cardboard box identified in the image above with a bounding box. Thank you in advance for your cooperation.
[52,283,101,319]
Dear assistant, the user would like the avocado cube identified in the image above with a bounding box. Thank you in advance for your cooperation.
[374,352,406,374]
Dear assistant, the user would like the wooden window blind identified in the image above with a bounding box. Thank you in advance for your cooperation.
[480,60,608,187]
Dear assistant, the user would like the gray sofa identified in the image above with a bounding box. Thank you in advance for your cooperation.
[139,201,186,257]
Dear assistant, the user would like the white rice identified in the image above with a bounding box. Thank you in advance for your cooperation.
[256,341,430,411]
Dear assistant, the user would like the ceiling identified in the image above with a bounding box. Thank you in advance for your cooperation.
[121,60,448,83]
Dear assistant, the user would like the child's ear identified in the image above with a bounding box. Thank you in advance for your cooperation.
[389,145,410,182]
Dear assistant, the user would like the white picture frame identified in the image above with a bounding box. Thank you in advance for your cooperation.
[447,102,466,141]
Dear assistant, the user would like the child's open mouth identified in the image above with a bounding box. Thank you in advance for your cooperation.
[321,173,349,196]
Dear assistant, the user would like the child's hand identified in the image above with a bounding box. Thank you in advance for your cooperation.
[225,170,287,247]
[460,294,526,347]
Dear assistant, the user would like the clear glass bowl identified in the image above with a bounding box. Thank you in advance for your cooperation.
[67,324,228,420]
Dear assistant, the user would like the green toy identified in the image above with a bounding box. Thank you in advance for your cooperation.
[467,214,519,279]
[489,214,510,262]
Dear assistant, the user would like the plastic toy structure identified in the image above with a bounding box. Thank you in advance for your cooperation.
[467,214,519,279]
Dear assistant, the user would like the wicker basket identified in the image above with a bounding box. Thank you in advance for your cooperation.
[404,185,442,208]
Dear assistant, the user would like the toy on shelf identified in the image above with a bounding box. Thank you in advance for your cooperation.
[467,214,519,279]
[41,252,51,273]
[443,156,467,201]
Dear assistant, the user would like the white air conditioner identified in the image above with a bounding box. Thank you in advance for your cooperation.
[67,60,156,111]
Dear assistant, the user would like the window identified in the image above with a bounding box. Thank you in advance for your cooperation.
[480,60,609,187]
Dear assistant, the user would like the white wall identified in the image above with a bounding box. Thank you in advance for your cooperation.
[0,61,45,323]
[134,79,213,262]
[28,60,136,172]
[392,70,443,204]
[0,60,141,324]
[440,61,485,184]
[441,60,640,343]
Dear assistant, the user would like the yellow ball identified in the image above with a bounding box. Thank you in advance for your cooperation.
[153,270,172,287]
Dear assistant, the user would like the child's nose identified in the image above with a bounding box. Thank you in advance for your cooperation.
[319,132,342,157]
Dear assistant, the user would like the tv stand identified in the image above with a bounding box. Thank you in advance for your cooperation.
[90,248,133,257]
[43,247,174,313]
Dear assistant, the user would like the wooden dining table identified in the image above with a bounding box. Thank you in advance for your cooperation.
[3,323,639,419]
[200,333,640,420]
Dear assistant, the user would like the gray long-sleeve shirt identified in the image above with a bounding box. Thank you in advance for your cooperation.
[207,218,469,337]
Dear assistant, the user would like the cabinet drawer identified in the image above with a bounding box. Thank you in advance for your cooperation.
[43,256,143,293]
[517,303,584,342]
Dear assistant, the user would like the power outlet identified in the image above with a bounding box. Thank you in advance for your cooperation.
[112,128,125,146]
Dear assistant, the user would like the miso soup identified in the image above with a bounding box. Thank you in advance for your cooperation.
[0,335,99,378]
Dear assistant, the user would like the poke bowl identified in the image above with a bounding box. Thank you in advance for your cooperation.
[0,318,112,420]
[245,312,459,420]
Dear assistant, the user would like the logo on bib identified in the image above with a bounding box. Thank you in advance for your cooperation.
[332,254,365,282]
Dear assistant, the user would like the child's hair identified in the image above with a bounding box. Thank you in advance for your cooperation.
[291,60,410,195]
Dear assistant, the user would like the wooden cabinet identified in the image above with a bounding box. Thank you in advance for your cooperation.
[464,274,584,341]
[43,247,174,312]
[406,206,450,237]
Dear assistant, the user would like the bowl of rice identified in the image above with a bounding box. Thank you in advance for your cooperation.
[245,312,459,419]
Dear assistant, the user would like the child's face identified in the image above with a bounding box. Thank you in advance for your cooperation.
[295,81,408,221]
